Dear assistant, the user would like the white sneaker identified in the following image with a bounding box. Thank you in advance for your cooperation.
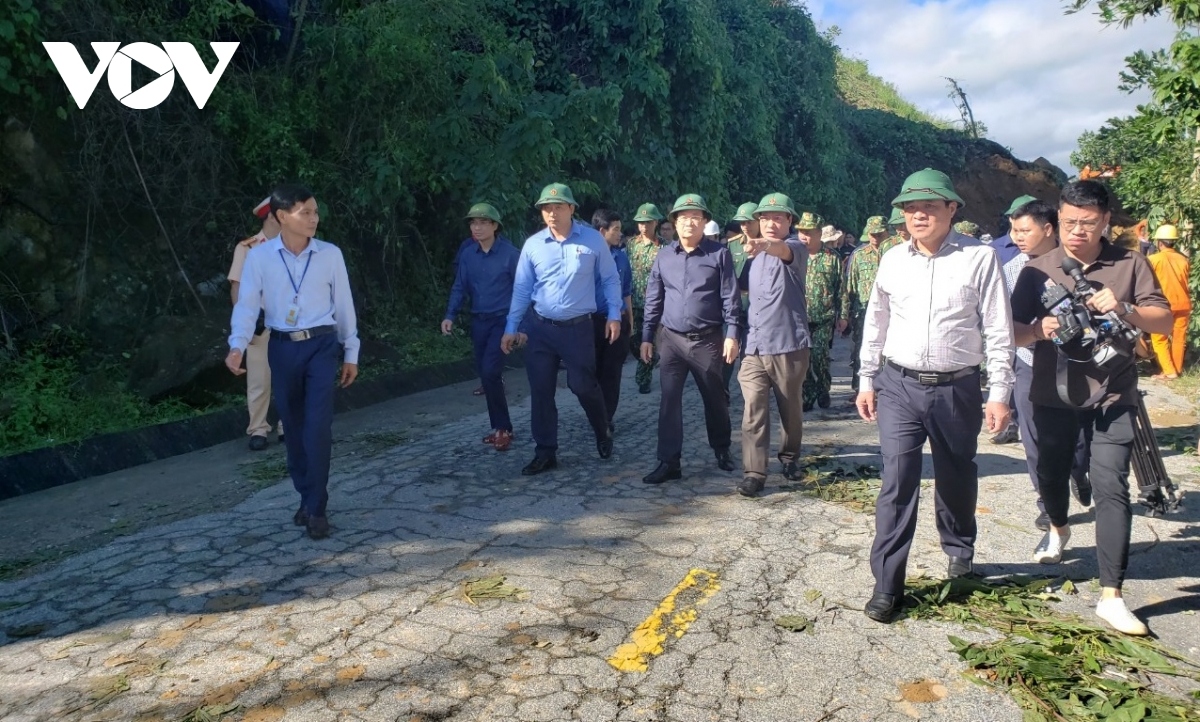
[1033,527,1070,564]
[1096,598,1149,636]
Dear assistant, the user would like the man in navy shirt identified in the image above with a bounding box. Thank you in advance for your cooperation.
[443,203,521,451]
[502,183,623,475]
[987,194,1036,268]
[591,209,633,434]
[640,194,740,484]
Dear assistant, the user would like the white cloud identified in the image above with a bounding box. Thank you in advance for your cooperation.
[810,0,1176,171]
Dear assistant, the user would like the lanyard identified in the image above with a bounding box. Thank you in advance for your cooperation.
[278,248,313,300]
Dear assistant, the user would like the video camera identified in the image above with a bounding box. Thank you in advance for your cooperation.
[1039,257,1140,367]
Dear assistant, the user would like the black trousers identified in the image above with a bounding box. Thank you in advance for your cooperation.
[871,363,982,596]
[1013,358,1090,513]
[593,313,630,426]
[525,315,609,456]
[657,327,731,463]
[1033,403,1135,589]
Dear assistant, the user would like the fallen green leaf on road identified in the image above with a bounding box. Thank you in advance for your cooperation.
[775,614,813,633]
[461,575,525,604]
[179,702,241,721]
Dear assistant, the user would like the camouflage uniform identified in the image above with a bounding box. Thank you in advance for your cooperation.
[803,245,842,409]
[627,234,662,390]
[840,242,883,388]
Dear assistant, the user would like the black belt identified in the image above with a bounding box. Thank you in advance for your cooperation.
[270,325,337,342]
[886,360,976,386]
[666,325,722,341]
[534,312,591,327]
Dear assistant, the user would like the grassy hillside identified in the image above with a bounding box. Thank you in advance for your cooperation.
[834,53,952,128]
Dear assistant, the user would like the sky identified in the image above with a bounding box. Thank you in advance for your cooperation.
[804,0,1177,172]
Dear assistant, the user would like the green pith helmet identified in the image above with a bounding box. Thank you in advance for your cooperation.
[794,211,823,231]
[888,207,905,226]
[1004,194,1038,216]
[732,202,759,222]
[668,193,712,221]
[633,203,665,222]
[534,183,577,207]
[863,216,887,235]
[753,193,798,221]
[953,220,980,236]
[465,202,502,224]
[891,168,966,208]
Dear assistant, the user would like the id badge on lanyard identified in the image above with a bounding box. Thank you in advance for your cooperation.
[280,249,313,328]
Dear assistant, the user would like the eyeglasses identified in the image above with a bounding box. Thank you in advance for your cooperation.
[1061,218,1101,232]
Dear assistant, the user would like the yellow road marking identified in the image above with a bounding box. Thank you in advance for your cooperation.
[607,568,721,672]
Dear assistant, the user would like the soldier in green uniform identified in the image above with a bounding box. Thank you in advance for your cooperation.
[722,202,757,389]
[880,207,910,255]
[797,211,841,410]
[628,203,666,393]
[838,215,888,390]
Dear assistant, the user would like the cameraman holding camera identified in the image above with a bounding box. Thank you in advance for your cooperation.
[1010,181,1171,636]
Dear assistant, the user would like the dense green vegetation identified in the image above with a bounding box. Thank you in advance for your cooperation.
[0,0,977,454]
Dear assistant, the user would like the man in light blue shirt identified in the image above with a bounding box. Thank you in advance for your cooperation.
[501,183,622,475]
[225,184,359,540]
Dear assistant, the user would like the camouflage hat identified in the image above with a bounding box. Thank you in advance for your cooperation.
[753,193,799,222]
[794,211,823,231]
[732,202,759,222]
[863,215,887,235]
[465,202,502,225]
[668,193,712,221]
[1004,194,1038,216]
[534,183,577,207]
[953,220,980,236]
[891,168,966,208]
[633,203,665,222]
[888,207,905,226]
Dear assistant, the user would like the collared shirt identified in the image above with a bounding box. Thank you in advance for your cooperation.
[506,222,621,335]
[745,238,810,355]
[1002,252,1035,366]
[725,235,752,311]
[642,240,739,339]
[227,232,267,283]
[445,239,520,320]
[1148,247,1191,311]
[229,236,361,363]
[1011,241,1168,409]
[859,230,1015,402]
[626,235,662,308]
[989,234,1022,267]
[598,244,633,312]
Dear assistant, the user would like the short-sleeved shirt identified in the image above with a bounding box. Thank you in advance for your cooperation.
[228,232,267,282]
[745,238,810,356]
[1011,241,1169,410]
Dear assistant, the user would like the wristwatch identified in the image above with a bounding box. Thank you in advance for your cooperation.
[1117,302,1134,317]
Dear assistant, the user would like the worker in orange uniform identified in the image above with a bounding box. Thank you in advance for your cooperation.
[1147,224,1191,379]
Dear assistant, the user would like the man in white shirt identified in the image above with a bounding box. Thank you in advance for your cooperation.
[226,184,360,540]
[856,168,1014,623]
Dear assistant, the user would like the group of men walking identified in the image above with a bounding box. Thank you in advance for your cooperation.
[226,171,1177,639]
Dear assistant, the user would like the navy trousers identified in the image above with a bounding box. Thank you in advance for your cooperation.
[268,332,340,517]
[658,327,731,462]
[1013,358,1090,513]
[593,313,630,426]
[471,315,511,432]
[871,363,982,596]
[525,315,610,456]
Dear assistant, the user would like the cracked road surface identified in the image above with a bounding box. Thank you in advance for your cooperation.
[1,336,1198,721]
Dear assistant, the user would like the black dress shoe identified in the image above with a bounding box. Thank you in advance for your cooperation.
[818,392,831,409]
[990,424,1019,445]
[638,382,651,394]
[1071,472,1092,507]
[248,435,269,451]
[781,461,802,480]
[306,515,330,540]
[738,476,764,497]
[596,432,614,459]
[522,455,558,476]
[1034,511,1050,532]
[293,506,308,527]
[643,462,682,484]
[864,592,901,623]
[947,556,973,579]
[714,448,734,472]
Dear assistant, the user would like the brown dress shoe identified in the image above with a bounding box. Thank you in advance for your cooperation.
[483,430,499,444]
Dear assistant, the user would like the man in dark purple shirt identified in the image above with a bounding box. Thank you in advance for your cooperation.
[737,193,811,497]
[640,193,740,484]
